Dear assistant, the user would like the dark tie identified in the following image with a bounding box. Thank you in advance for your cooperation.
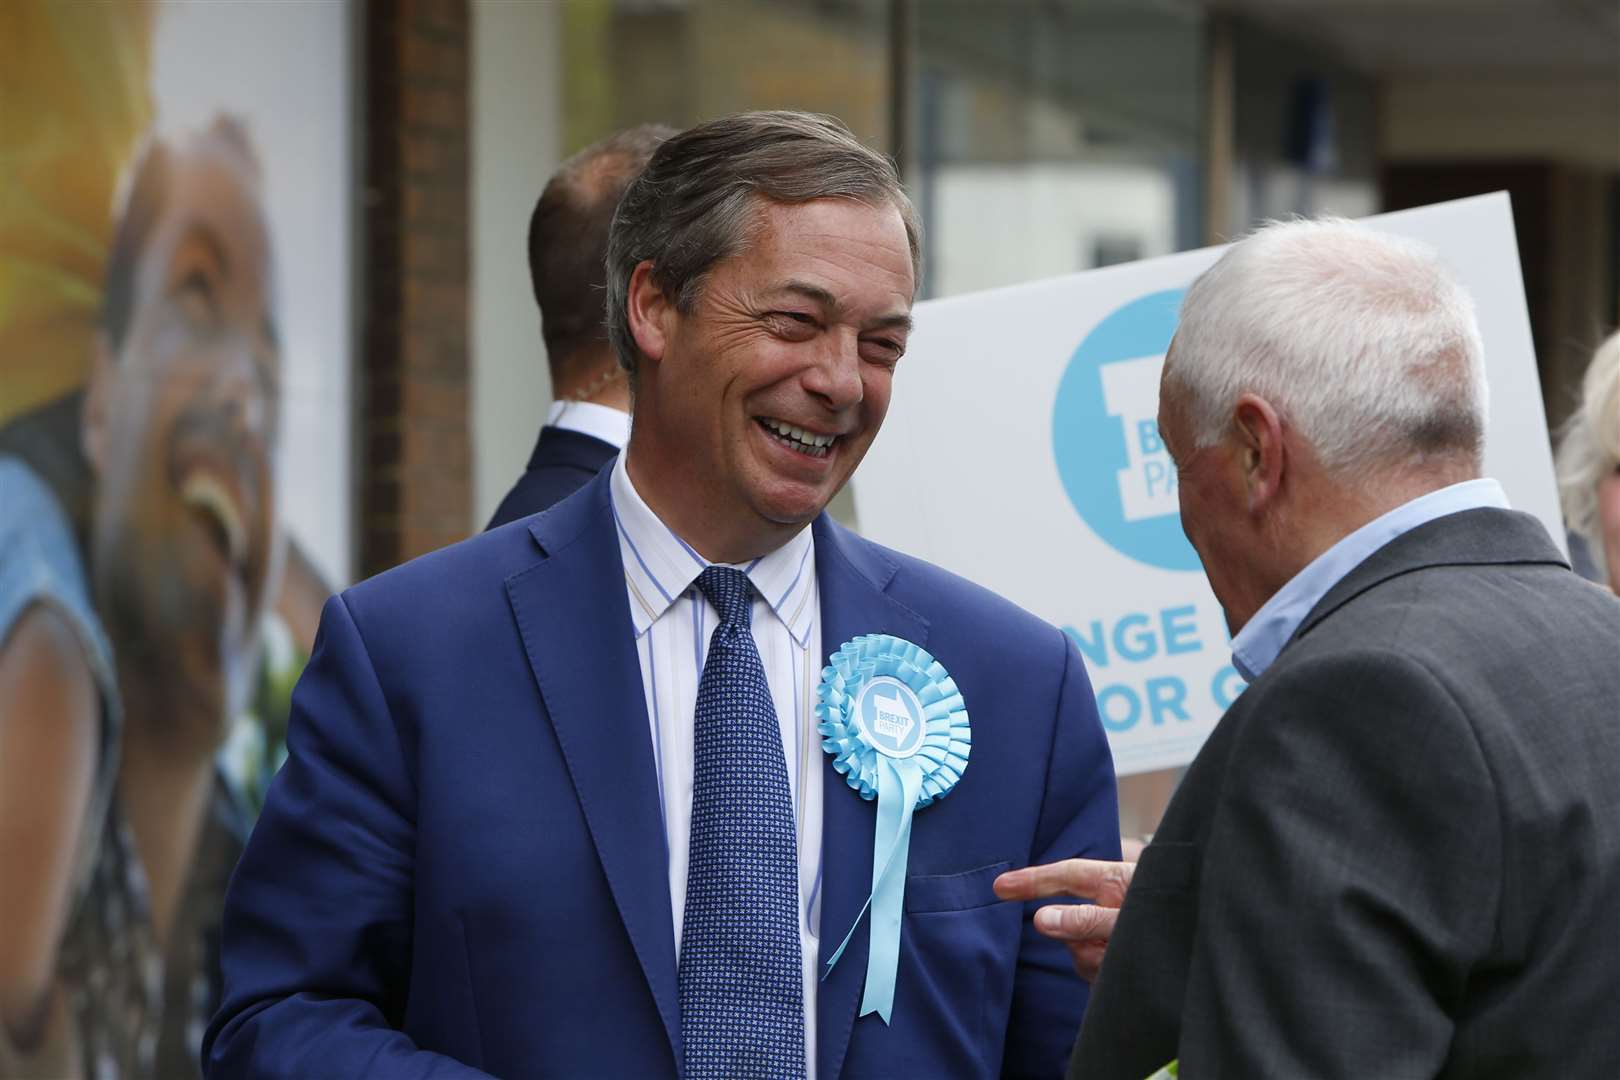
[679,566,805,1079]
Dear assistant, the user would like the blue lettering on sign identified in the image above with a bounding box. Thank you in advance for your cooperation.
[1115,613,1157,662]
[1052,289,1202,571]
[1096,684,1140,733]
[1065,622,1107,668]
[1093,676,1195,733]
[1063,607,1208,668]
[1145,677,1188,724]
[1143,459,1175,500]
[1161,605,1201,656]
[1211,665,1248,709]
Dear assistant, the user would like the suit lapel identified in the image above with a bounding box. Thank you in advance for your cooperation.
[812,516,929,1080]
[506,472,681,1070]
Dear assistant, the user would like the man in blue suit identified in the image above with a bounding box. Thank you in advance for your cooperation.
[204,111,1119,1080]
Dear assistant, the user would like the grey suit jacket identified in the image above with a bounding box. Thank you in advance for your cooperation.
[1072,507,1620,1079]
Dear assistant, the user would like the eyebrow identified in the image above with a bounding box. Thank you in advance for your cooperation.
[175,220,280,349]
[774,279,913,333]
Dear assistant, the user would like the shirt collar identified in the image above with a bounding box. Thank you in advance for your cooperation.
[546,399,630,450]
[608,451,816,646]
[1230,477,1511,681]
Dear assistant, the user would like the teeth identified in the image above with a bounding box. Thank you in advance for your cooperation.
[764,418,835,449]
[181,473,247,565]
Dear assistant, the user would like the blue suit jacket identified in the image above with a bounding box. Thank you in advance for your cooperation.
[204,470,1119,1079]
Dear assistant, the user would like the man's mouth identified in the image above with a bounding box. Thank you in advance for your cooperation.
[758,417,838,459]
[180,470,250,570]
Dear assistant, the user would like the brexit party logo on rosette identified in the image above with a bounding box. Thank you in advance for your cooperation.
[1051,288,1199,572]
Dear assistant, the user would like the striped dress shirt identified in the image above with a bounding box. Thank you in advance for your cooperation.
[609,452,824,1076]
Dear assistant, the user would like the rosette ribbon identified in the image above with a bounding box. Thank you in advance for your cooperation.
[816,633,971,1023]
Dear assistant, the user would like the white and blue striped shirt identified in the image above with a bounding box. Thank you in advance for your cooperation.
[609,452,823,1073]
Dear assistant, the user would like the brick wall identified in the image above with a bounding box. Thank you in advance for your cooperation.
[360,0,471,578]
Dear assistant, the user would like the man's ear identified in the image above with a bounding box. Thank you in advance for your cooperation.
[1232,393,1285,514]
[81,334,115,474]
[625,260,672,367]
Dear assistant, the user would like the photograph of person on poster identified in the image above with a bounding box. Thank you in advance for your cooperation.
[0,116,283,1080]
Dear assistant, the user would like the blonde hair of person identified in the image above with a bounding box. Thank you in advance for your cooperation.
[1555,331,1620,588]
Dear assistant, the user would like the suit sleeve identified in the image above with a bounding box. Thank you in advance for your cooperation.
[1002,631,1122,1079]
[1177,650,1500,1077]
[202,595,494,1079]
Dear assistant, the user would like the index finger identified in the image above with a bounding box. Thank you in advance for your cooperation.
[993,858,1135,905]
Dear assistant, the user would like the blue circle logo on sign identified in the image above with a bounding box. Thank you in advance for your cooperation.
[855,677,925,759]
[1052,289,1201,572]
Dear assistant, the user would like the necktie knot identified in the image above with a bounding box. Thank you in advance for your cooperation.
[696,566,754,632]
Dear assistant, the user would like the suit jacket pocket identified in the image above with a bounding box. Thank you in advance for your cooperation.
[841,863,1020,1079]
[905,860,1013,913]
[1133,840,1198,892]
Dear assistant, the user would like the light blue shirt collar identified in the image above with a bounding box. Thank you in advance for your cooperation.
[1230,478,1510,681]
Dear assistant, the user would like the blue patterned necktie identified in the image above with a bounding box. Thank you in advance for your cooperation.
[679,566,805,1080]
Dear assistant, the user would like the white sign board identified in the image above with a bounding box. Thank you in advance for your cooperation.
[854,193,1561,776]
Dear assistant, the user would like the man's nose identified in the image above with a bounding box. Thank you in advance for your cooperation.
[210,339,275,441]
[804,331,864,410]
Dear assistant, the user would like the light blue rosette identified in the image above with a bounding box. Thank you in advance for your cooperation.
[817,633,971,1024]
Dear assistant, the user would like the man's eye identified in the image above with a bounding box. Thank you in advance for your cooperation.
[860,339,904,366]
[176,269,221,327]
[766,311,819,336]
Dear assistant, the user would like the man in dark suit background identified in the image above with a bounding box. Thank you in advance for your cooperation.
[486,123,675,529]
[1001,218,1620,1078]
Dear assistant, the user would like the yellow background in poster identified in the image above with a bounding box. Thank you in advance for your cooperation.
[0,0,155,424]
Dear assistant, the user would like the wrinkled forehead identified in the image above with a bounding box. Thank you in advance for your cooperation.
[748,198,915,303]
[138,146,278,316]
[744,194,918,287]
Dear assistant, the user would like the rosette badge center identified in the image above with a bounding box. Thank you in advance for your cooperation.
[817,634,972,1024]
[859,681,925,756]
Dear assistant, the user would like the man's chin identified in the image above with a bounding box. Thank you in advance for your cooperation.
[752,483,842,529]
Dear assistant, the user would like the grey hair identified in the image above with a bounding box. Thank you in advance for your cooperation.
[604,110,920,379]
[1554,331,1620,583]
[1166,217,1489,478]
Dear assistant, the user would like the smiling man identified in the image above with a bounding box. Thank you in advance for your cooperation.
[0,116,282,1079]
[205,111,1119,1080]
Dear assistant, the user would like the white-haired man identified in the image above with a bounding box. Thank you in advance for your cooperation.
[1000,218,1620,1078]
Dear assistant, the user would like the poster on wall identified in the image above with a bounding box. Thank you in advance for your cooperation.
[854,193,1559,779]
[0,2,349,1076]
